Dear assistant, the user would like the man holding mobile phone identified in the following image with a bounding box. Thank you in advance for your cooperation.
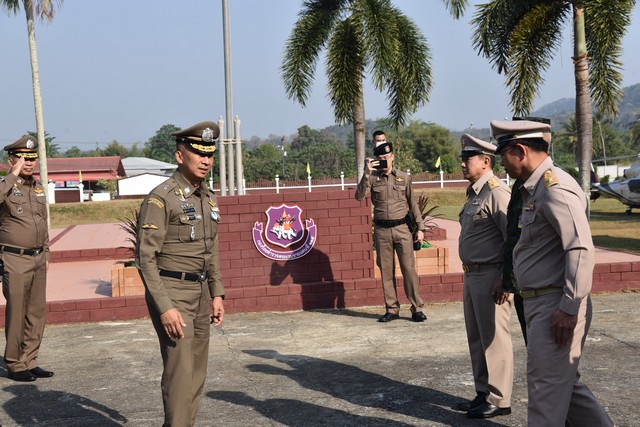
[355,130,427,323]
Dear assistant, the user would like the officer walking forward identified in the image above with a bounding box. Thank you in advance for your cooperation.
[1,136,54,382]
[355,130,427,323]
[137,121,225,427]
[492,119,613,426]
[454,134,513,419]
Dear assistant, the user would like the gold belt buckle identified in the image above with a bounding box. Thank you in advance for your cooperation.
[462,264,470,273]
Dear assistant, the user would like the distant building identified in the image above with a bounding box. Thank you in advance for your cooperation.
[121,157,176,177]
[118,173,170,198]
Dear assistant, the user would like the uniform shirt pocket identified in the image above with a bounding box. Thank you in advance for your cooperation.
[35,195,47,217]
[372,184,386,203]
[465,204,488,230]
[518,210,537,243]
[8,195,27,217]
[178,215,204,242]
[392,184,406,200]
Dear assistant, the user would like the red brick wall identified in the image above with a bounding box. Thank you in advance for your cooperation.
[1,189,639,326]
[217,190,376,312]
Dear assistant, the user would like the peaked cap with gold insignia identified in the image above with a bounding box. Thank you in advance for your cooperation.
[4,135,39,159]
[171,121,219,155]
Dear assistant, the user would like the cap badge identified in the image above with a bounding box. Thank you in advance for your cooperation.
[202,127,216,143]
[26,139,35,149]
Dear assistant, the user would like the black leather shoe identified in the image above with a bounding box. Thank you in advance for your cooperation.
[467,402,511,419]
[411,311,427,322]
[8,370,37,382]
[30,367,55,378]
[378,313,400,322]
[454,393,487,411]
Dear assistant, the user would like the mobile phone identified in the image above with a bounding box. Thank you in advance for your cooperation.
[375,159,388,170]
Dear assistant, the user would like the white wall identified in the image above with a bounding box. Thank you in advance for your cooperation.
[118,174,169,197]
[596,165,630,181]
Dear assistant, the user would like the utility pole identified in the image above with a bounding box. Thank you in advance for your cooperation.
[222,0,234,195]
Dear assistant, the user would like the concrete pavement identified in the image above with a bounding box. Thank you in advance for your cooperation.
[0,292,638,426]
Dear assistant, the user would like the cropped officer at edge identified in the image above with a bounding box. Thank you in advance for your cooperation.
[492,119,613,426]
[1,135,54,382]
[355,130,427,323]
[137,121,225,427]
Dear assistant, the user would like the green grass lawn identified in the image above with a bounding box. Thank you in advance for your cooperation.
[50,191,639,254]
[418,188,640,254]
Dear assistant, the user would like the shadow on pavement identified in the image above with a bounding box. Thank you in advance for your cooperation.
[207,349,503,426]
[2,383,127,426]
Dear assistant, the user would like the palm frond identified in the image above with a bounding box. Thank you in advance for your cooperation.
[385,13,432,128]
[504,2,566,115]
[35,0,63,22]
[326,17,365,124]
[441,0,469,20]
[1,0,21,15]
[281,0,346,106]
[585,0,634,119]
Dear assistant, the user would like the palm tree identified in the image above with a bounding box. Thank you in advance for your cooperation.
[282,0,468,181]
[2,0,63,225]
[471,0,635,197]
[630,113,640,147]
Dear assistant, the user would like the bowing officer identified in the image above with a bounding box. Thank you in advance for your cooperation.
[1,135,54,382]
[492,119,613,426]
[455,134,513,418]
[137,121,225,427]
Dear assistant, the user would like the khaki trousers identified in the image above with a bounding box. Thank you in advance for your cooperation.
[2,251,47,372]
[525,294,613,426]
[374,224,424,314]
[463,268,513,408]
[147,277,211,427]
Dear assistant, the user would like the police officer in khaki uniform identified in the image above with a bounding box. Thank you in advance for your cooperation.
[492,119,613,426]
[355,130,427,323]
[454,134,513,419]
[137,121,225,427]
[1,135,54,382]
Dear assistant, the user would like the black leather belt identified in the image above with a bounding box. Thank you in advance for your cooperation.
[520,287,563,299]
[462,263,502,273]
[0,245,44,256]
[159,269,208,282]
[374,217,407,228]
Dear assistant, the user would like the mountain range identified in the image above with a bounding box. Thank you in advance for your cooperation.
[531,82,640,129]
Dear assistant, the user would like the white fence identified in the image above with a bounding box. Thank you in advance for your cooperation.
[214,171,512,194]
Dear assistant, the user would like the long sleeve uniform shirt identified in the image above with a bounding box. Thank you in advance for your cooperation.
[513,156,594,315]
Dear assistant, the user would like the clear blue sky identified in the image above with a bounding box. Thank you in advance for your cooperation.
[2,1,639,150]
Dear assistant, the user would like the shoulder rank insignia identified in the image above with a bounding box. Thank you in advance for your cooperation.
[543,170,558,188]
[147,197,164,208]
[141,223,158,230]
[487,177,500,190]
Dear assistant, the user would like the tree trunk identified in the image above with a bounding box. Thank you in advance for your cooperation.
[354,73,366,182]
[573,5,593,210]
[24,0,51,226]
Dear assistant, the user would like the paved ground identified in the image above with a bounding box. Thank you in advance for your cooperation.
[0,292,638,426]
